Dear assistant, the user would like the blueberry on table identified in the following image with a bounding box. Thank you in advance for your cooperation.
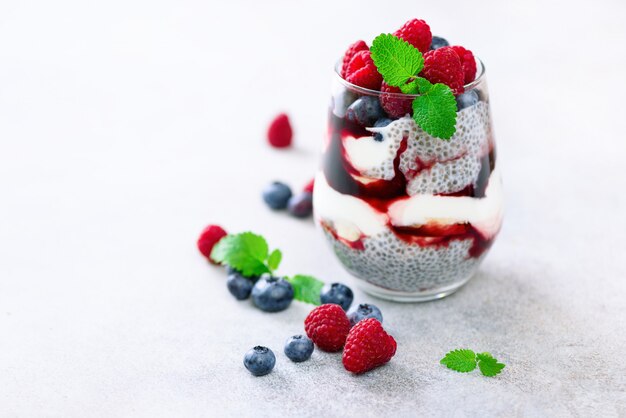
[262,181,293,210]
[251,276,294,312]
[430,36,450,50]
[227,271,254,300]
[284,335,314,362]
[287,192,313,218]
[345,96,385,126]
[320,283,354,311]
[455,90,480,111]
[243,346,276,376]
[347,303,383,327]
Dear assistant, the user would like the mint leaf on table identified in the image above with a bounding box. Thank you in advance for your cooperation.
[477,352,506,377]
[286,275,325,305]
[210,232,281,277]
[440,349,477,372]
[412,78,457,140]
[370,33,424,87]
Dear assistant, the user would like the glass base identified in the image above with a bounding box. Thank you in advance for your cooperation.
[353,275,473,302]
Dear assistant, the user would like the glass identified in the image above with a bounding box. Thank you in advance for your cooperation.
[313,59,503,302]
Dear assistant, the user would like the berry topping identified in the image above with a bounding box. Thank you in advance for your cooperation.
[262,181,293,210]
[320,283,354,311]
[380,82,414,118]
[455,90,479,111]
[304,304,351,352]
[340,40,369,78]
[347,303,383,327]
[284,335,315,362]
[287,192,313,218]
[346,96,386,126]
[345,50,383,90]
[243,346,276,376]
[393,18,432,53]
[373,118,393,141]
[420,46,465,95]
[303,178,314,193]
[430,36,450,50]
[251,276,294,312]
[197,224,227,264]
[342,318,397,374]
[450,45,477,84]
[227,271,255,300]
[267,113,293,148]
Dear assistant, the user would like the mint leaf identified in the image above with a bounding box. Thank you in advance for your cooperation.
[267,249,282,272]
[412,77,457,139]
[286,275,325,305]
[477,353,505,377]
[440,349,477,373]
[370,33,424,87]
[399,79,419,94]
[210,232,271,277]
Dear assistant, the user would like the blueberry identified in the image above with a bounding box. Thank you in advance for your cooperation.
[455,90,480,111]
[345,96,385,126]
[430,36,450,50]
[283,335,314,362]
[251,276,294,312]
[227,272,254,300]
[243,346,276,376]
[373,118,393,142]
[320,283,354,311]
[262,182,292,210]
[347,303,383,327]
[287,192,313,218]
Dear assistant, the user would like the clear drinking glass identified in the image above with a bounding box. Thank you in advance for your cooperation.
[313,59,503,302]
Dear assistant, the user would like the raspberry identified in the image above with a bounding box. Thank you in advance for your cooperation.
[197,224,227,264]
[380,82,414,118]
[450,45,477,84]
[345,50,383,91]
[304,304,351,352]
[267,113,293,148]
[342,318,397,374]
[303,178,314,193]
[340,40,369,78]
[393,18,432,53]
[420,46,465,95]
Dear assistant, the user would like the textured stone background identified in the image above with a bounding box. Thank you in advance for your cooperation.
[1,0,625,416]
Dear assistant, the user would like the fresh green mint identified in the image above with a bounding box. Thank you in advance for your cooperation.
[441,349,505,377]
[286,274,325,305]
[370,34,457,140]
[210,232,281,277]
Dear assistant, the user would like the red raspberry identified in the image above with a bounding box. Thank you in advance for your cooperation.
[340,40,369,78]
[420,47,465,95]
[450,45,477,84]
[267,113,293,148]
[380,82,414,118]
[393,18,432,53]
[345,50,383,91]
[197,224,227,264]
[305,304,351,352]
[303,178,314,193]
[342,318,397,374]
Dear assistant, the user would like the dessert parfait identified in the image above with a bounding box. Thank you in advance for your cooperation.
[314,18,503,301]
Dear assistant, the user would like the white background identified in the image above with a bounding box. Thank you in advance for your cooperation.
[1,0,625,416]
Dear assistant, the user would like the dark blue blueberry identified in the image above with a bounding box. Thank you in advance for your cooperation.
[430,36,450,50]
[455,90,480,111]
[283,335,314,362]
[287,192,313,218]
[227,272,254,300]
[262,182,292,210]
[320,283,354,311]
[251,276,294,312]
[345,96,385,126]
[243,346,276,376]
[347,303,383,327]
[373,118,393,142]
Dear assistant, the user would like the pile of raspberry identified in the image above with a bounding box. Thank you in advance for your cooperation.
[341,18,477,117]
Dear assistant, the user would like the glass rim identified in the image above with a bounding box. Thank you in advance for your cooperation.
[333,57,486,98]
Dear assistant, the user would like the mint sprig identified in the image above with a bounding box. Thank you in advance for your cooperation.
[286,275,325,305]
[370,34,457,140]
[210,232,280,277]
[440,349,506,377]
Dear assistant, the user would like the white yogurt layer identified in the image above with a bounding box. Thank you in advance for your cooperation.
[314,169,503,242]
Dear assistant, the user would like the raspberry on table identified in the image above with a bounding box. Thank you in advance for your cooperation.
[340,40,369,78]
[393,18,432,53]
[267,113,293,148]
[342,318,397,374]
[450,45,477,84]
[197,224,227,264]
[304,304,351,352]
[420,46,465,95]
